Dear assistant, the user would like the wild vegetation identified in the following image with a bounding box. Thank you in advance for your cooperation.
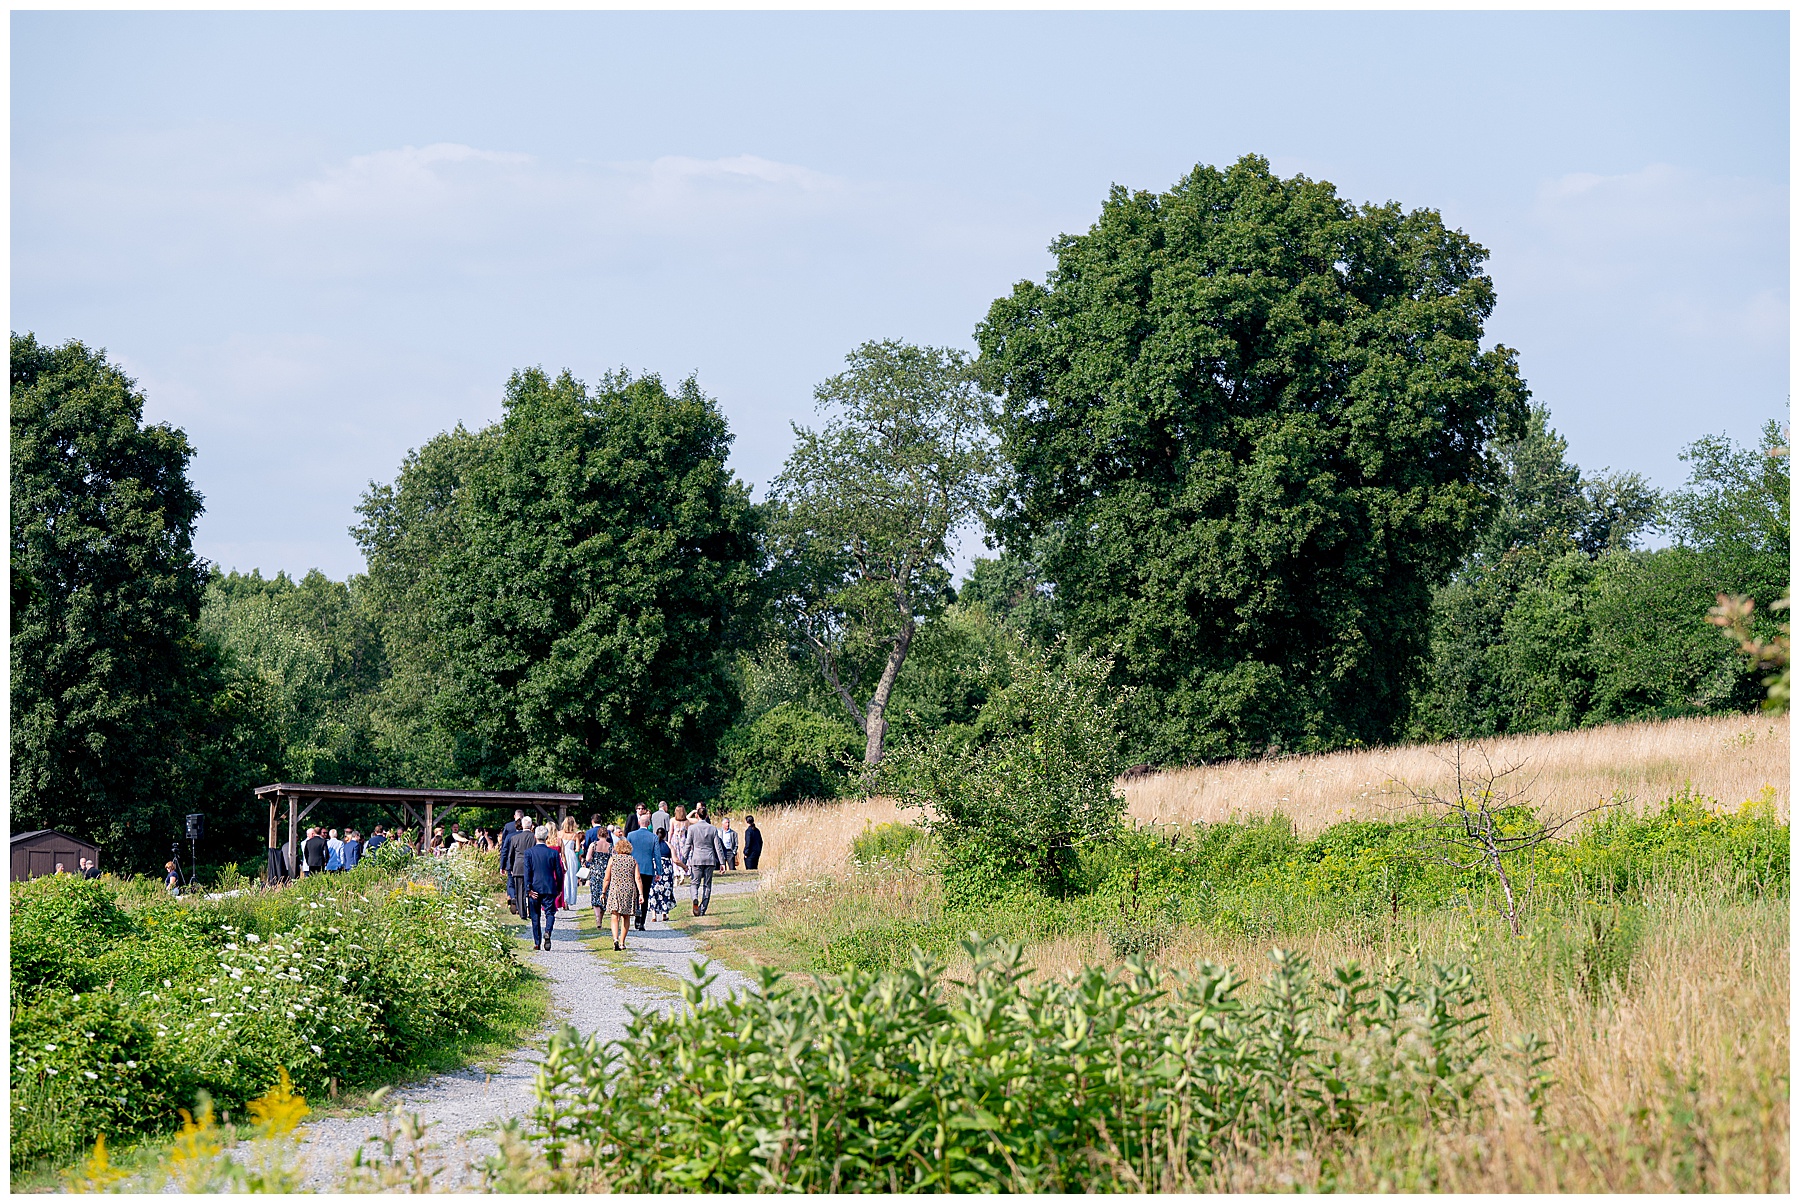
[9,846,531,1177]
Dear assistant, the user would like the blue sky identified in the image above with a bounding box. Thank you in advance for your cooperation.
[12,11,1789,581]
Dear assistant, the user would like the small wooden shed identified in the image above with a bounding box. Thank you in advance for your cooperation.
[11,830,100,882]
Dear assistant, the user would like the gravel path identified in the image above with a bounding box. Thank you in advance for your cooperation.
[293,873,760,1191]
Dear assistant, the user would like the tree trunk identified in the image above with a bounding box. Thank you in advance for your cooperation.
[861,623,915,768]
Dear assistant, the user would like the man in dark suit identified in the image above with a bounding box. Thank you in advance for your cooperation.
[498,810,524,914]
[520,826,564,951]
[742,815,763,870]
[302,827,329,876]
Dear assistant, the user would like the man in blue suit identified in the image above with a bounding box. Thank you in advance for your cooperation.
[521,825,564,951]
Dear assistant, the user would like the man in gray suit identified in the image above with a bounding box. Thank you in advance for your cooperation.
[683,814,729,916]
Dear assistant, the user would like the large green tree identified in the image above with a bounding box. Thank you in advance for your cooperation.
[375,367,759,803]
[1411,419,1784,739]
[976,156,1529,763]
[11,334,275,867]
[352,423,497,786]
[200,568,386,785]
[767,340,997,768]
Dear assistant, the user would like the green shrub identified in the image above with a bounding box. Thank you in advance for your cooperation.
[719,702,862,809]
[849,822,924,869]
[519,936,1493,1191]
[8,848,523,1171]
[891,639,1127,896]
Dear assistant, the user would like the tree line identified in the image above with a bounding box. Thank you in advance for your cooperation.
[12,155,1789,871]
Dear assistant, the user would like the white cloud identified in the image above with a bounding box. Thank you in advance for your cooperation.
[275,142,536,221]
[1530,162,1784,256]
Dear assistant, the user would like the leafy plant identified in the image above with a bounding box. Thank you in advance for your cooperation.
[506,934,1494,1192]
[890,637,1128,897]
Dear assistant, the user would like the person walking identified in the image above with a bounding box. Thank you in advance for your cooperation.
[303,827,329,876]
[647,827,675,922]
[599,834,642,951]
[326,828,345,872]
[623,814,661,931]
[585,827,612,931]
[559,821,582,917]
[720,817,740,871]
[499,810,525,914]
[164,860,181,895]
[743,815,763,871]
[506,823,536,918]
[521,824,563,951]
[670,806,691,888]
[342,829,363,870]
[366,825,389,853]
[651,801,671,837]
[684,812,728,917]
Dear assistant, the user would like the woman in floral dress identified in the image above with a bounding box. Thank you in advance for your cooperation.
[599,836,642,951]
[647,828,675,922]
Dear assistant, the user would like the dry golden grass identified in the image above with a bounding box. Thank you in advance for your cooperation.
[1124,712,1790,835]
[749,715,1789,888]
[985,890,1789,1192]
[749,794,904,891]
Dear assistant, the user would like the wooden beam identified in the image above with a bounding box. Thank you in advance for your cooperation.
[424,800,435,854]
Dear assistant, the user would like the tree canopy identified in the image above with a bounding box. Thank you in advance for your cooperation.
[11,333,272,867]
[976,155,1530,763]
[767,340,997,767]
[384,367,760,804]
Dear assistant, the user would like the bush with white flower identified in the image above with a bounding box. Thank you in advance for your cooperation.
[9,848,523,1172]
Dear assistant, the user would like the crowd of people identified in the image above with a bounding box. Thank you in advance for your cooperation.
[251,806,767,955]
[498,803,763,952]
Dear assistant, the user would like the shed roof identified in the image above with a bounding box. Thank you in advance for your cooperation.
[11,829,95,846]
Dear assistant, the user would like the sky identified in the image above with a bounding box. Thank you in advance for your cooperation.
[12,11,1789,581]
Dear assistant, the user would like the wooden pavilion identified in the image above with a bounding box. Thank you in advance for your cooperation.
[255,782,584,883]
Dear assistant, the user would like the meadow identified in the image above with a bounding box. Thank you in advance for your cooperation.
[671,713,1789,1192]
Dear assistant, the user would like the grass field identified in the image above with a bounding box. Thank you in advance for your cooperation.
[678,713,1789,1192]
[749,713,1789,888]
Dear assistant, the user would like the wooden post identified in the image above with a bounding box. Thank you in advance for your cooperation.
[558,803,569,827]
[424,801,435,854]
[286,795,297,881]
[267,798,279,884]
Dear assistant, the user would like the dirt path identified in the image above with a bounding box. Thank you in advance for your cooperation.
[293,875,760,1191]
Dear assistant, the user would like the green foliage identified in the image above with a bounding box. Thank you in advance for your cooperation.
[767,340,999,767]
[1471,403,1660,564]
[850,822,926,869]
[515,937,1491,1191]
[353,422,499,787]
[1414,419,1786,740]
[797,791,1786,980]
[11,332,276,870]
[977,155,1530,764]
[200,568,387,785]
[955,550,1063,646]
[9,849,523,1170]
[362,367,760,802]
[718,702,862,809]
[891,639,1128,898]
